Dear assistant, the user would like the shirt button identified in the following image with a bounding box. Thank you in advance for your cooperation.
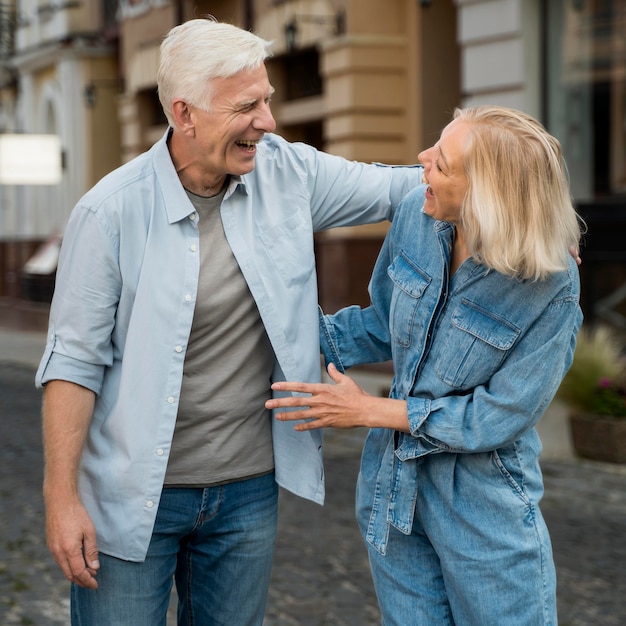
[167,396,175,404]
[190,244,197,252]
[156,448,164,456]
[146,500,154,508]
[175,345,183,353]
[189,213,196,221]
[184,294,192,302]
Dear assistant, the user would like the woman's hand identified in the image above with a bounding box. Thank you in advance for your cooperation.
[267,363,410,432]
[266,363,373,431]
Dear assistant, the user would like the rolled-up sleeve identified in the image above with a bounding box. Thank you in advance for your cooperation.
[35,204,120,394]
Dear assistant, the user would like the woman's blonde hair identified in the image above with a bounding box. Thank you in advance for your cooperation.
[157,18,273,126]
[455,105,584,280]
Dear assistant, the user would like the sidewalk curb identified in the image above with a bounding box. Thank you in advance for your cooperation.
[0,328,47,369]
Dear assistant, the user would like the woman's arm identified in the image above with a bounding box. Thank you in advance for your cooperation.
[267,363,409,432]
[404,308,581,453]
[269,300,582,456]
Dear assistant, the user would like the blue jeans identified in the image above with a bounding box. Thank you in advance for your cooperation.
[357,445,557,625]
[71,472,278,626]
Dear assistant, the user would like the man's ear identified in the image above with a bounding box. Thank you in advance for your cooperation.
[171,99,195,136]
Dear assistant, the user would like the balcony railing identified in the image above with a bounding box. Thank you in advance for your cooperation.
[103,0,118,29]
[0,2,15,60]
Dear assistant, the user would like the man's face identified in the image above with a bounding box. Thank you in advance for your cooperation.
[189,64,276,177]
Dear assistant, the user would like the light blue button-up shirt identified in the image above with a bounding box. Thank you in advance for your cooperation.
[35,130,423,561]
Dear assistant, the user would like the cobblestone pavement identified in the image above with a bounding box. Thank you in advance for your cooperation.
[1,363,625,625]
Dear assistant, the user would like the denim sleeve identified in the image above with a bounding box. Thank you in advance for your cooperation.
[319,304,393,372]
[402,299,583,456]
[318,216,399,371]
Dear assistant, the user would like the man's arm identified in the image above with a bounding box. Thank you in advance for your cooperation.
[42,380,100,589]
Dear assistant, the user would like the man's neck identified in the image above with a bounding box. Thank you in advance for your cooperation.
[168,129,228,198]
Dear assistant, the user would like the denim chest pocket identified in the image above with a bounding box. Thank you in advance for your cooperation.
[434,299,520,389]
[387,254,430,347]
[258,212,315,286]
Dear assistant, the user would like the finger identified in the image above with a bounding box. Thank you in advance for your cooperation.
[326,362,345,383]
[72,569,99,589]
[83,531,100,573]
[271,380,317,393]
[266,397,311,410]
[274,409,313,422]
[569,244,582,266]
[293,419,324,432]
[66,554,99,589]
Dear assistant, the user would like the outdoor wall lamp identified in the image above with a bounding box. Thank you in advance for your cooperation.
[284,10,346,51]
[83,78,122,108]
[83,84,97,108]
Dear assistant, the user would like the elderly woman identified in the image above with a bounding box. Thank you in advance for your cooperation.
[267,106,583,625]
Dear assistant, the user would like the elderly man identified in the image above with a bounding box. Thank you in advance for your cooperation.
[37,18,422,625]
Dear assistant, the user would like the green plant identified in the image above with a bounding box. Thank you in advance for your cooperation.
[557,325,626,418]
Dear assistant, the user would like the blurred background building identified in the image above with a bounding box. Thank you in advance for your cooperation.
[0,0,624,331]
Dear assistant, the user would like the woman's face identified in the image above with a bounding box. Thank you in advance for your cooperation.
[418,118,470,224]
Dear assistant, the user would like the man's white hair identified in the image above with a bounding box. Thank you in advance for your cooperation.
[157,18,273,126]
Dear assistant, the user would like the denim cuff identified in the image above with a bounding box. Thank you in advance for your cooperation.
[406,395,430,435]
[318,306,346,373]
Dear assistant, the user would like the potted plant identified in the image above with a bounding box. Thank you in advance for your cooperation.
[556,325,626,463]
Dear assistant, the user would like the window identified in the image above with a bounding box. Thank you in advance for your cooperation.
[284,48,322,101]
[546,0,626,201]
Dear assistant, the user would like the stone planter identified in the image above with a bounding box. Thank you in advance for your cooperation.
[570,413,626,464]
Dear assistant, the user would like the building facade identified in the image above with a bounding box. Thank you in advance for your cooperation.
[457,0,626,328]
[0,0,624,328]
[0,0,120,324]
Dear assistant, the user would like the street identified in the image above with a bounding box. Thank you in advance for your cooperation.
[1,362,625,625]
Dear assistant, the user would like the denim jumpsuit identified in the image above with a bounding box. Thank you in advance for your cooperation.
[320,186,582,625]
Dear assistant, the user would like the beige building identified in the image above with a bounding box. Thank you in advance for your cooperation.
[117,1,458,164]
[1,0,624,327]
[0,0,120,324]
[0,0,461,321]
[115,1,460,313]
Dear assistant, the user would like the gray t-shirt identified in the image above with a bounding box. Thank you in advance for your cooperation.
[164,187,275,486]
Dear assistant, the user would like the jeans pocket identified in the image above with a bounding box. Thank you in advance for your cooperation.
[492,448,531,507]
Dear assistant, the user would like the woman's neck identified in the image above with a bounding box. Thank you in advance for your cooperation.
[451,228,470,275]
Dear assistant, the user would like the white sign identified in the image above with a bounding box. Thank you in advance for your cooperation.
[0,134,62,184]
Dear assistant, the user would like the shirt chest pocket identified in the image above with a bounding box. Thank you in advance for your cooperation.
[434,299,520,389]
[258,212,315,287]
[387,254,430,347]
